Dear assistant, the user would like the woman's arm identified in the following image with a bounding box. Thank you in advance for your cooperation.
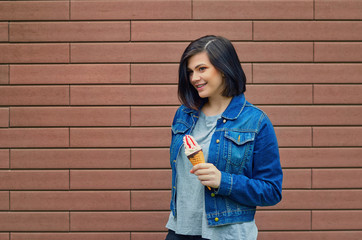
[216,115,283,206]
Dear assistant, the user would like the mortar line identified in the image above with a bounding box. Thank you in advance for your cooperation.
[191,0,193,19]
[313,0,315,20]
[252,21,254,41]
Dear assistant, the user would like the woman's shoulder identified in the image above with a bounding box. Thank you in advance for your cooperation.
[175,104,196,116]
[244,100,264,114]
[171,105,194,125]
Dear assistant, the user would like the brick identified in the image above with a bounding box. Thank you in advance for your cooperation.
[0,212,68,231]
[0,1,69,21]
[71,211,169,231]
[0,234,7,240]
[254,21,362,41]
[0,128,69,148]
[313,127,362,147]
[70,85,178,105]
[11,149,130,169]
[234,42,313,62]
[71,127,170,148]
[12,233,130,240]
[10,21,129,42]
[315,43,362,62]
[315,0,362,19]
[313,210,362,230]
[255,211,311,230]
[313,169,362,189]
[265,190,362,210]
[131,21,252,41]
[0,44,69,63]
[193,0,313,20]
[131,190,170,210]
[0,65,8,84]
[258,231,362,240]
[0,108,8,127]
[0,23,7,42]
[11,64,129,84]
[10,107,130,127]
[131,106,177,126]
[314,84,362,104]
[71,42,187,63]
[242,64,253,83]
[0,150,9,169]
[71,170,171,190]
[253,63,362,83]
[131,148,170,169]
[131,64,178,84]
[71,0,191,20]
[131,233,167,240]
[246,85,313,105]
[0,191,8,210]
[71,42,312,63]
[11,191,130,211]
[10,64,130,84]
[282,169,311,189]
[280,148,362,168]
[260,106,362,126]
[0,86,69,106]
[131,63,252,84]
[275,127,312,147]
[0,170,68,190]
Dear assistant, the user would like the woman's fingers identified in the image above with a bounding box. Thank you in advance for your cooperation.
[190,163,221,188]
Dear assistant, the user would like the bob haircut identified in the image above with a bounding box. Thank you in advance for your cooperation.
[178,35,247,110]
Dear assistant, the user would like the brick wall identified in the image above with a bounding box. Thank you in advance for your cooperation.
[0,0,361,239]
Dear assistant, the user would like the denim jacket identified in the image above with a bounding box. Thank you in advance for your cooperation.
[169,94,283,227]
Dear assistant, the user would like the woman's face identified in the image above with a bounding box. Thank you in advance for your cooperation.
[187,51,224,100]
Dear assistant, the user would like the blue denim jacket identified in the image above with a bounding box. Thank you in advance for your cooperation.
[169,94,283,226]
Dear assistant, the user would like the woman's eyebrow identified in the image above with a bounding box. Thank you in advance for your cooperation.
[188,63,206,70]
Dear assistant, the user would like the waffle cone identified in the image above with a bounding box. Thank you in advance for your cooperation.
[187,150,205,166]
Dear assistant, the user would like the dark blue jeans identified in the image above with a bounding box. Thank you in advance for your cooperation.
[165,230,209,240]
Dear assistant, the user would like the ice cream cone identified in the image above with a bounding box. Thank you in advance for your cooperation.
[188,149,205,166]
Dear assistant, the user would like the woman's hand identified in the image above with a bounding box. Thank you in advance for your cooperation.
[190,163,221,189]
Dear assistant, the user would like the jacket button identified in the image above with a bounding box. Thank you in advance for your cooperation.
[223,119,227,123]
[214,217,219,222]
[216,139,220,143]
[211,193,215,197]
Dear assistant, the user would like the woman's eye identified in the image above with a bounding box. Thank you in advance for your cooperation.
[199,67,206,72]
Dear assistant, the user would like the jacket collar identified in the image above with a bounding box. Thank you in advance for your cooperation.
[182,94,246,120]
[221,94,246,120]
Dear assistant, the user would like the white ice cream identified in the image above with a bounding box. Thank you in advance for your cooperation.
[183,135,202,156]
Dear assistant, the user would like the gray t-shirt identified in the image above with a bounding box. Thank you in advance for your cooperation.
[166,111,258,240]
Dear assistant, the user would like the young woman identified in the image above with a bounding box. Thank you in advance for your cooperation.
[165,35,283,240]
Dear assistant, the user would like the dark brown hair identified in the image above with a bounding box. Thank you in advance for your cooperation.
[178,35,247,109]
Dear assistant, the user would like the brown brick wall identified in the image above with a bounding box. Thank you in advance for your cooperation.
[0,0,361,239]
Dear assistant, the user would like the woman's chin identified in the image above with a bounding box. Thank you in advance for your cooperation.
[197,92,208,99]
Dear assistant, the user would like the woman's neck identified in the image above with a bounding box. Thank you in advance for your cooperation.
[201,96,232,116]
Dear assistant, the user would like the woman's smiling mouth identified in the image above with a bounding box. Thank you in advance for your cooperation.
[196,83,207,90]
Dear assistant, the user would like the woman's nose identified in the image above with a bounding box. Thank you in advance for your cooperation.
[190,72,200,82]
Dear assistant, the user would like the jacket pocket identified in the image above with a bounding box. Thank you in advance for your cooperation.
[224,131,255,173]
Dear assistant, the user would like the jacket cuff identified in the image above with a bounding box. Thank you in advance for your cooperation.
[215,171,233,196]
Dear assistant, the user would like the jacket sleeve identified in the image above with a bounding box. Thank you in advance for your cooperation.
[216,114,283,207]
